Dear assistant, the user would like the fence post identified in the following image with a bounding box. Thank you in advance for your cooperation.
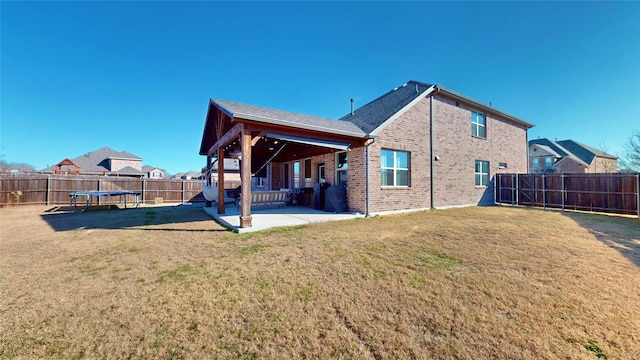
[511,174,515,206]
[142,178,145,205]
[496,174,501,205]
[46,175,51,206]
[516,174,519,206]
[542,175,547,209]
[98,178,101,206]
[561,174,565,212]
[181,180,185,204]
[637,173,639,219]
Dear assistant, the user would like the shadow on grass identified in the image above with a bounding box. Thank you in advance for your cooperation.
[564,211,640,267]
[40,204,227,232]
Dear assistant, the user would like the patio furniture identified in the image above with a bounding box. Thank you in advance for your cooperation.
[237,190,288,210]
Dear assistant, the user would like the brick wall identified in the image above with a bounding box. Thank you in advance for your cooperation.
[110,159,142,172]
[431,94,528,207]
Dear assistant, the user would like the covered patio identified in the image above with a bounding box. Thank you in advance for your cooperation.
[202,204,364,233]
[199,99,371,230]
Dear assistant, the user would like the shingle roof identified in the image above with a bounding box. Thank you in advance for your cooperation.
[557,140,617,163]
[115,166,144,176]
[340,80,433,133]
[213,99,367,138]
[529,138,617,166]
[42,147,142,172]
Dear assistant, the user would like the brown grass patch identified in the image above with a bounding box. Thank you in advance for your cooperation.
[1,205,639,359]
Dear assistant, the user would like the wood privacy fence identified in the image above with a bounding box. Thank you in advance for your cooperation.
[0,175,241,207]
[495,173,640,217]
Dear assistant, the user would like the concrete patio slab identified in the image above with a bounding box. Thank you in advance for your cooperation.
[202,204,364,233]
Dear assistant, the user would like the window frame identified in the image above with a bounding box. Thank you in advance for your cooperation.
[381,149,410,187]
[471,111,486,139]
[336,151,348,186]
[475,160,489,187]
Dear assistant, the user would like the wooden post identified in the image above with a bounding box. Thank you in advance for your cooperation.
[142,178,146,205]
[240,127,252,228]
[46,175,51,206]
[217,147,225,214]
[561,174,565,212]
[205,155,212,208]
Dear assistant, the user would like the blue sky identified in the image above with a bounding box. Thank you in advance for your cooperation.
[2,1,639,174]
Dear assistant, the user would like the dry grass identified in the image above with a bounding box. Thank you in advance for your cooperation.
[1,204,639,359]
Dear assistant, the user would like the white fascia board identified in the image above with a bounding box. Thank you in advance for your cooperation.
[369,86,436,137]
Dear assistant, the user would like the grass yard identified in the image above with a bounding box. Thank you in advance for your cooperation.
[1,204,639,359]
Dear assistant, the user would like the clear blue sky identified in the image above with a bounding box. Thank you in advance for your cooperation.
[2,1,639,174]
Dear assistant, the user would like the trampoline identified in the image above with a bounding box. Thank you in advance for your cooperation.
[69,190,141,211]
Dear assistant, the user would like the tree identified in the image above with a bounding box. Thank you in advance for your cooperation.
[620,130,640,172]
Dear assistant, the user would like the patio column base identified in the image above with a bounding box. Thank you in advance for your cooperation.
[239,215,252,228]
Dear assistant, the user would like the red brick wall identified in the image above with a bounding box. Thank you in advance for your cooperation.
[431,94,528,207]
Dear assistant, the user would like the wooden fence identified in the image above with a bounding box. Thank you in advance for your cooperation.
[0,175,241,207]
[495,173,640,217]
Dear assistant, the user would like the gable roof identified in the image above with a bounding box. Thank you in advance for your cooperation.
[529,138,617,166]
[212,99,367,138]
[340,80,434,133]
[115,166,144,176]
[42,147,142,172]
[341,80,534,134]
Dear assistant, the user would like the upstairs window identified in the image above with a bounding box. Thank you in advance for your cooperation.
[471,111,486,138]
[475,160,489,187]
[545,157,553,167]
[381,149,410,187]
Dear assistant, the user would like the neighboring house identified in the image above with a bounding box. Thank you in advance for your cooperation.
[174,171,204,180]
[42,147,144,177]
[200,80,534,228]
[143,165,166,179]
[529,138,618,174]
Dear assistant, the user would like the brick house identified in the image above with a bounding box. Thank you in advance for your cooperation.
[200,81,533,228]
[529,138,618,174]
[43,147,145,177]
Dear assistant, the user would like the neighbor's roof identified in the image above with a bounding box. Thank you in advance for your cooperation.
[212,99,368,138]
[341,80,534,133]
[42,147,142,172]
[114,166,144,176]
[529,138,617,166]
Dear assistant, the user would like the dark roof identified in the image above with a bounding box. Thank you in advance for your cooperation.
[340,80,533,133]
[213,99,367,138]
[340,80,433,133]
[42,147,142,172]
[529,138,569,157]
[529,138,617,165]
[557,140,617,163]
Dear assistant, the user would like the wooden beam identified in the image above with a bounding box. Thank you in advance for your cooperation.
[217,146,226,214]
[207,122,244,157]
[239,127,252,228]
[251,132,267,147]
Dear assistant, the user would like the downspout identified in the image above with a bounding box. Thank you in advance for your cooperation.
[365,140,371,217]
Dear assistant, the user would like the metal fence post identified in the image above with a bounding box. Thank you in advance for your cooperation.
[516,173,519,206]
[181,180,185,203]
[511,174,515,206]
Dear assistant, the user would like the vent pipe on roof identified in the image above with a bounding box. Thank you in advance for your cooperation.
[350,98,354,115]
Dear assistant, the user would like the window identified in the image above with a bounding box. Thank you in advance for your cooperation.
[152,172,162,178]
[533,158,539,169]
[256,177,264,187]
[293,161,300,188]
[475,160,489,187]
[317,163,325,183]
[336,152,348,185]
[304,159,312,187]
[498,162,507,169]
[381,149,410,187]
[471,111,486,138]
[545,157,553,167]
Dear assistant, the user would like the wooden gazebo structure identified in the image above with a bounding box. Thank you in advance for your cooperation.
[199,99,369,228]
